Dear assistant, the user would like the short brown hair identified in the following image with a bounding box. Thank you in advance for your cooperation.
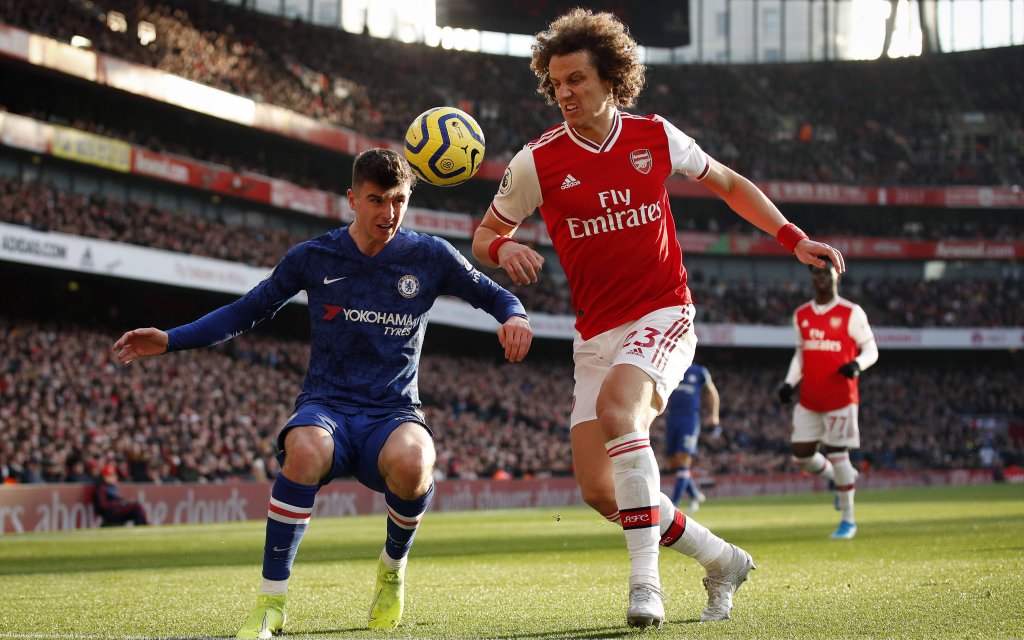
[352,148,417,191]
[531,8,646,108]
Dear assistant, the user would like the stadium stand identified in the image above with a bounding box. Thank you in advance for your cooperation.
[2,174,1021,327]
[1,0,1022,186]
[1,312,1020,484]
[1,0,1021,486]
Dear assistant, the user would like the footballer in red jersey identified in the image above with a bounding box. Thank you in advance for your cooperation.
[471,8,843,630]
[778,259,878,540]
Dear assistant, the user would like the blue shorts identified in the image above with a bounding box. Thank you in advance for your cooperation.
[277,402,430,493]
[665,412,701,457]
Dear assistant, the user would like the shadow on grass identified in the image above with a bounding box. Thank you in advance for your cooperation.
[296,623,646,639]
[2,510,1022,577]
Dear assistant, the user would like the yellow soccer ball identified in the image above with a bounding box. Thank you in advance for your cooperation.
[404,107,486,187]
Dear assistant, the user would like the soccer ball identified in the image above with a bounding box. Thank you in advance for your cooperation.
[404,107,486,187]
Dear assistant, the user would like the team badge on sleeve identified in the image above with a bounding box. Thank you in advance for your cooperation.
[630,149,653,174]
[499,167,513,194]
[398,275,420,298]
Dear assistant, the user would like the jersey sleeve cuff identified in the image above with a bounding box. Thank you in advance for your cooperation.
[489,203,520,227]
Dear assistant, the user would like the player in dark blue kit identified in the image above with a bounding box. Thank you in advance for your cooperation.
[664,363,719,512]
[112,149,534,638]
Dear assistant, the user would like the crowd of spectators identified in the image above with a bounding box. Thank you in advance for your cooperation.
[1,0,1021,188]
[1,1,1021,493]
[0,174,297,267]
[0,317,575,485]
[688,355,1024,477]
[3,174,1022,327]
[1,317,1020,486]
[693,275,1024,328]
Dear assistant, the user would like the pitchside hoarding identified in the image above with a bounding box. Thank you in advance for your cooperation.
[0,471,1010,535]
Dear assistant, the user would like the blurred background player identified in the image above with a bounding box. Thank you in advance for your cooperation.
[778,258,878,540]
[473,8,843,630]
[92,463,149,527]
[665,361,720,512]
[112,148,533,638]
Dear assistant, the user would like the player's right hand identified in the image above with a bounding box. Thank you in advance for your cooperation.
[838,361,861,379]
[777,382,795,405]
[112,327,169,365]
[497,241,545,286]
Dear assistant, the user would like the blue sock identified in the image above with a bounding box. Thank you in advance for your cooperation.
[671,468,691,505]
[684,469,700,499]
[383,484,434,564]
[262,472,318,581]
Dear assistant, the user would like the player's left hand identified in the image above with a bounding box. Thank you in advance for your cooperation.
[794,239,845,274]
[838,360,861,379]
[497,315,533,362]
[498,241,545,286]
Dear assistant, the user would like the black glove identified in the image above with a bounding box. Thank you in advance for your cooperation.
[778,383,795,405]
[838,360,861,379]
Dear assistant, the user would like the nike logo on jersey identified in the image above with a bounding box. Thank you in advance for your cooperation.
[324,276,347,285]
[560,174,581,190]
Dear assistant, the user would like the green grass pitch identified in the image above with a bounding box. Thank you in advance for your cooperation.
[1,484,1022,639]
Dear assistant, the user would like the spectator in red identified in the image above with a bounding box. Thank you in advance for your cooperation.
[93,464,149,527]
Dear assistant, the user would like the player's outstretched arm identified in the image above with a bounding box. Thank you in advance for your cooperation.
[112,327,169,365]
[496,315,533,362]
[699,158,844,273]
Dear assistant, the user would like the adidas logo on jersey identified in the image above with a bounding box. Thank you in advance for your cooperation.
[625,347,645,357]
[560,174,581,190]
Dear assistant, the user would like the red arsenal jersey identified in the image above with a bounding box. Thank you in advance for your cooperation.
[489,111,710,340]
[793,297,871,412]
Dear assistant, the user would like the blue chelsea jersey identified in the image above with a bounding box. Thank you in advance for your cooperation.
[666,364,709,417]
[166,227,525,411]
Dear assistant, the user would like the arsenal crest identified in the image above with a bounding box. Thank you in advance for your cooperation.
[630,149,653,174]
[830,316,843,329]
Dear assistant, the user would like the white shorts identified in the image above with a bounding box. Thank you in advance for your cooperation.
[570,305,697,428]
[791,403,860,449]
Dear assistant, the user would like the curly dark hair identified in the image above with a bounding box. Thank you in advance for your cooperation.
[352,147,417,191]
[530,8,646,108]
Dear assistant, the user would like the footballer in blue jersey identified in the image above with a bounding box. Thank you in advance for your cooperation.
[112,149,533,638]
[664,363,719,511]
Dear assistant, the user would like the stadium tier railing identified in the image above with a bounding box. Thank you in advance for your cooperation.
[3,110,1023,262]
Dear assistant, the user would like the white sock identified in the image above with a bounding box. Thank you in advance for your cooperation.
[260,578,288,595]
[830,452,857,523]
[657,493,729,571]
[795,452,835,481]
[606,432,661,589]
[380,548,408,570]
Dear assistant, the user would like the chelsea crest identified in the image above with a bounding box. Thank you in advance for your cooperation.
[398,275,420,298]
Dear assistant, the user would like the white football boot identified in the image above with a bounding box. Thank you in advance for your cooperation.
[626,584,665,629]
[700,544,755,621]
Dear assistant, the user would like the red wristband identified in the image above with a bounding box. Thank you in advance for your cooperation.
[776,223,808,253]
[488,236,518,263]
